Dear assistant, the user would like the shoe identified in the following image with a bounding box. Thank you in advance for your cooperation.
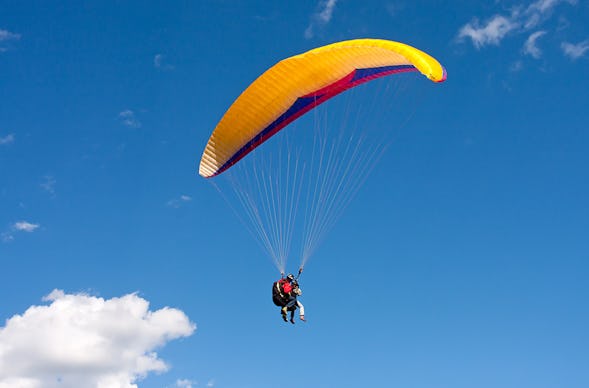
[290,317,295,324]
[281,308,287,322]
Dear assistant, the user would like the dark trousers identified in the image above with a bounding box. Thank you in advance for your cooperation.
[285,296,297,309]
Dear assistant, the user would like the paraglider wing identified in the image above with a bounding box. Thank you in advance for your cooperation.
[198,39,446,178]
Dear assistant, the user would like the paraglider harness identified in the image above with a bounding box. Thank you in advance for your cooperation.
[272,268,303,307]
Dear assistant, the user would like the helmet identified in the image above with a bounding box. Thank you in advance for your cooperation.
[286,273,295,281]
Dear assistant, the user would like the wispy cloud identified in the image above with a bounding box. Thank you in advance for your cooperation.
[2,221,40,243]
[155,53,163,67]
[457,0,577,49]
[317,0,337,22]
[524,0,577,28]
[561,39,589,59]
[1,232,14,243]
[207,379,215,387]
[0,133,14,145]
[385,2,402,17]
[13,221,40,232]
[155,54,175,71]
[0,28,21,51]
[510,60,524,72]
[304,0,338,39]
[458,15,519,48]
[119,109,141,128]
[523,30,547,58]
[0,290,196,387]
[40,175,56,195]
[0,29,20,41]
[530,0,575,13]
[176,379,196,388]
[167,195,192,208]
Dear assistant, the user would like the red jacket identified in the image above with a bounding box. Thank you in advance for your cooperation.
[279,279,293,294]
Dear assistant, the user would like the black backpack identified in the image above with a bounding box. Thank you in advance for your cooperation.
[272,281,287,306]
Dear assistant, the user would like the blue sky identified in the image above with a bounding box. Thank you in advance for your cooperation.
[1,1,588,387]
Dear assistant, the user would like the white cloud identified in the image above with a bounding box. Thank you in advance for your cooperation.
[317,0,337,23]
[155,54,163,67]
[0,290,196,388]
[206,379,215,387]
[458,15,519,48]
[561,39,589,59]
[2,221,40,243]
[524,0,577,28]
[40,175,56,195]
[526,0,577,15]
[304,0,338,39]
[176,379,195,388]
[13,221,40,232]
[523,30,547,58]
[1,232,14,243]
[458,0,577,49]
[154,54,174,71]
[0,29,20,41]
[0,29,20,52]
[510,60,524,72]
[119,110,141,128]
[0,134,14,145]
[167,195,192,208]
[0,221,41,242]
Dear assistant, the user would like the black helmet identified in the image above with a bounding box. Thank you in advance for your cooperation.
[286,273,295,281]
